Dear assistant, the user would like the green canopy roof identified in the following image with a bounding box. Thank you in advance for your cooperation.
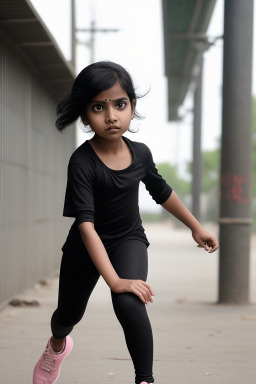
[162,0,217,120]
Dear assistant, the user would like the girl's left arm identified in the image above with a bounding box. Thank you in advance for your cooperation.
[161,191,219,253]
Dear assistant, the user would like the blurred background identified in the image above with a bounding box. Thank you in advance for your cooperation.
[0,0,255,308]
[29,0,256,225]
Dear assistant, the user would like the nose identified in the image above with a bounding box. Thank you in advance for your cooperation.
[105,104,117,123]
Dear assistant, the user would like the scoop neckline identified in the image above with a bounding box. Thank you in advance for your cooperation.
[86,136,135,173]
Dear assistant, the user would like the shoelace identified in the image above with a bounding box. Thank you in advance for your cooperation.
[40,349,57,374]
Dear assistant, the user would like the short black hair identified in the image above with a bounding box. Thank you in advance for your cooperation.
[55,61,146,131]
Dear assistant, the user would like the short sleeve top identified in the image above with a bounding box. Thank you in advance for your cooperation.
[62,136,173,253]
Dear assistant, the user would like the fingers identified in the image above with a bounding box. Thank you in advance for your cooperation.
[206,237,219,253]
[133,288,151,304]
[193,230,219,253]
[208,242,219,253]
[138,284,154,304]
[198,241,210,251]
[143,281,155,296]
[198,240,219,253]
[131,280,155,305]
[196,236,219,253]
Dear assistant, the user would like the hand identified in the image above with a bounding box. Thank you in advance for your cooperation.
[111,278,155,304]
[192,227,219,253]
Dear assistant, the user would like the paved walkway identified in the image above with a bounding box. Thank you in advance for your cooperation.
[0,223,256,384]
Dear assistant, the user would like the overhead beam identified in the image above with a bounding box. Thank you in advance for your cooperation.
[189,0,204,33]
[18,42,53,47]
[167,33,208,40]
[0,18,37,23]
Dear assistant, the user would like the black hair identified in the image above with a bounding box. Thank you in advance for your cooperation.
[55,61,147,131]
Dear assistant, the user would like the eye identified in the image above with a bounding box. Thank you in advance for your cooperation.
[92,104,104,111]
[116,101,127,109]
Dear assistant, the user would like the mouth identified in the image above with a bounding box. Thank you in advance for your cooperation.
[107,125,120,131]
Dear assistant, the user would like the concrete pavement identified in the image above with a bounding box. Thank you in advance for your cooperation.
[0,222,256,384]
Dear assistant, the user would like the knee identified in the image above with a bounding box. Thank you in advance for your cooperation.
[112,292,145,324]
[51,307,84,330]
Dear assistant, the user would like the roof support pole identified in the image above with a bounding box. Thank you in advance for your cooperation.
[218,0,254,303]
[192,64,203,221]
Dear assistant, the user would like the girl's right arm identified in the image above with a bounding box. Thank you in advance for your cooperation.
[78,222,155,304]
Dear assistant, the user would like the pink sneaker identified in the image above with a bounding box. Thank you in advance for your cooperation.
[140,382,153,384]
[33,336,73,384]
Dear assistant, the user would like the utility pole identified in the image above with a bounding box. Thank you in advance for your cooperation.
[76,20,120,64]
[190,35,222,221]
[70,1,120,70]
[218,0,254,303]
[192,64,203,221]
[71,0,76,70]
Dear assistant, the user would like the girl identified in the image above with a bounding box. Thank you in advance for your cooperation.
[33,61,219,384]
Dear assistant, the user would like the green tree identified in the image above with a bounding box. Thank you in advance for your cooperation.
[156,162,190,198]
[187,147,220,222]
[155,162,190,224]
[187,142,220,194]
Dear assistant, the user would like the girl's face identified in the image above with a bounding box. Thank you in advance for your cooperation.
[83,81,135,140]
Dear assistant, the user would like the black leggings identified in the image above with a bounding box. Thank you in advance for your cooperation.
[51,239,154,384]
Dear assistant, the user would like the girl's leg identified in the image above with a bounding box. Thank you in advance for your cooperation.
[51,248,100,338]
[33,247,100,384]
[110,240,154,384]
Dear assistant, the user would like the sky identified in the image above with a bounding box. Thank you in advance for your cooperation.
[30,0,256,212]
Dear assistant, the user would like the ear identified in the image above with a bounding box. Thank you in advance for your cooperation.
[131,99,136,119]
[81,114,89,126]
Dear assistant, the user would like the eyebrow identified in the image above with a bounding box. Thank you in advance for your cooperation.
[88,97,129,104]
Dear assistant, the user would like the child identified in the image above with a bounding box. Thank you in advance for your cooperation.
[33,61,219,384]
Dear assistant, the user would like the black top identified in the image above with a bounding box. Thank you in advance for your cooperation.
[62,136,173,254]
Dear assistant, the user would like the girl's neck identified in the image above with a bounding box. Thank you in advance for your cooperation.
[89,135,125,154]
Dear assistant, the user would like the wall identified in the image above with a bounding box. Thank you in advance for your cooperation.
[0,34,75,308]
